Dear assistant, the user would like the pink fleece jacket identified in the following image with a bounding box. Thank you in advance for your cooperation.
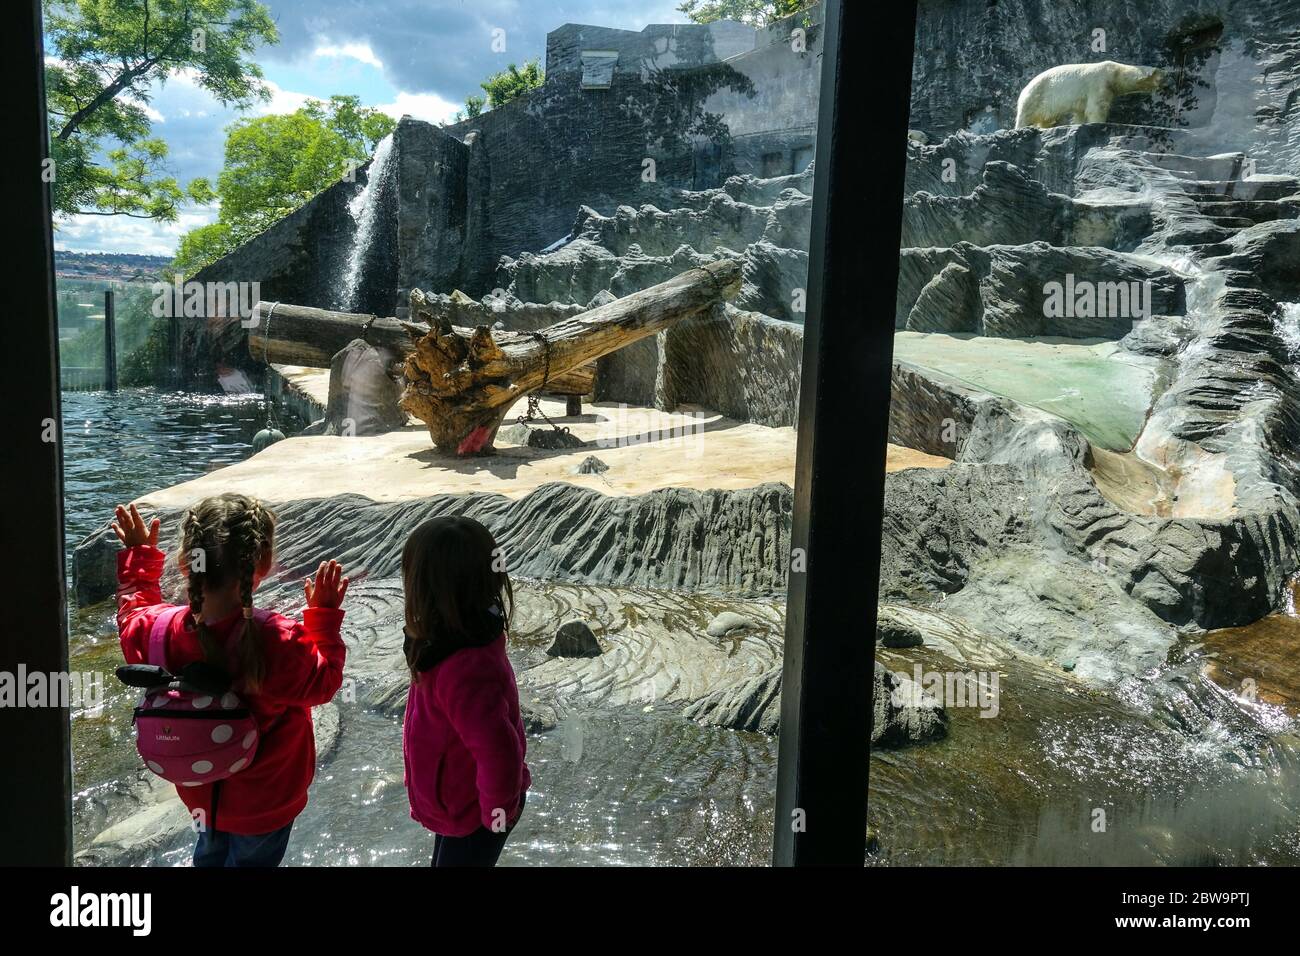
[402,634,531,837]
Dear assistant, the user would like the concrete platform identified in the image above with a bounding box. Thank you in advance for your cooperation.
[136,367,950,510]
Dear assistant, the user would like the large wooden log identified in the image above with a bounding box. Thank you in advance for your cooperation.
[248,259,740,454]
[247,304,408,368]
[403,259,741,454]
[246,300,595,395]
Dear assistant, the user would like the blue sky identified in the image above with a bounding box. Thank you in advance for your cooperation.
[53,0,688,256]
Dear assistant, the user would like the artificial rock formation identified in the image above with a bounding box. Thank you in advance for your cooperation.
[682,661,950,747]
[324,339,408,436]
[886,120,1300,681]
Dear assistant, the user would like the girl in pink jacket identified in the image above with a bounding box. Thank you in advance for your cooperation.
[401,516,531,867]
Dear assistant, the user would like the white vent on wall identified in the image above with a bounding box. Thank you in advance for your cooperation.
[580,50,619,90]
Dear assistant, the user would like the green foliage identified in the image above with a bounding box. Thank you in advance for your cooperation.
[44,0,279,221]
[463,59,543,116]
[57,280,168,384]
[171,95,397,276]
[677,0,813,27]
[118,314,172,386]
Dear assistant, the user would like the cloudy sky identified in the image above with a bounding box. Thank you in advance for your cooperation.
[52,0,688,256]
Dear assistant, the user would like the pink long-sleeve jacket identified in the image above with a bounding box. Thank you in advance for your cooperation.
[402,634,531,837]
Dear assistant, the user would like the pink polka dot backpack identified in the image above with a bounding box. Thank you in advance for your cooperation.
[118,606,264,787]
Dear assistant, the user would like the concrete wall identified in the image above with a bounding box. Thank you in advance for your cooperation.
[699,6,824,180]
[441,60,762,294]
[440,7,825,293]
[544,21,758,77]
[394,119,470,314]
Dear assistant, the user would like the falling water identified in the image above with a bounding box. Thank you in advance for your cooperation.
[340,133,395,312]
[1275,302,1300,361]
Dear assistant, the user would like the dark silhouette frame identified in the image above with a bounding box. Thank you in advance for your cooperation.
[773,0,917,865]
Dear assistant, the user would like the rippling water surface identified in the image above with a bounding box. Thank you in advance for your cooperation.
[63,391,1300,866]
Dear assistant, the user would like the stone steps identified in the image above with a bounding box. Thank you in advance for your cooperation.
[1187,177,1300,202]
[1137,151,1247,182]
[1192,198,1300,224]
[1200,215,1259,230]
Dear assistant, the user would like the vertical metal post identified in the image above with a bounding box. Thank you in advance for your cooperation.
[772,0,918,865]
[2,0,73,866]
[104,288,118,390]
[170,313,181,388]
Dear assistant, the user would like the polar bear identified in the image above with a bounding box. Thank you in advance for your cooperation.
[1015,61,1164,128]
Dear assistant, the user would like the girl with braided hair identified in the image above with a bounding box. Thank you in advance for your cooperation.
[113,494,349,867]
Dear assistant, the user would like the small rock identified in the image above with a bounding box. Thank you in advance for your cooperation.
[313,702,341,762]
[547,621,602,658]
[1061,658,1077,672]
[499,423,531,444]
[521,699,558,733]
[706,611,754,638]
[77,797,194,866]
[876,617,924,648]
[527,427,586,450]
[573,455,609,475]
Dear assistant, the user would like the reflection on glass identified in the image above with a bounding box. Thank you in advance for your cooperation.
[57,2,826,866]
[883,0,1300,863]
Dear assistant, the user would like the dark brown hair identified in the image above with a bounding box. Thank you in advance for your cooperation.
[180,493,276,691]
[402,516,512,678]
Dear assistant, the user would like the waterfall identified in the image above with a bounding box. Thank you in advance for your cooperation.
[340,133,395,312]
[1276,302,1300,362]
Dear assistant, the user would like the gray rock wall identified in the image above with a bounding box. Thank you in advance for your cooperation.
[394,119,469,313]
[73,482,795,607]
[911,0,1300,176]
[183,172,366,390]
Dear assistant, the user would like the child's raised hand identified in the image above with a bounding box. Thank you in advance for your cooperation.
[304,560,350,610]
[111,504,160,549]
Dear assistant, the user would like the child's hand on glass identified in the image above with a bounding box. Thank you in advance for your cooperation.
[304,560,350,610]
[110,503,160,549]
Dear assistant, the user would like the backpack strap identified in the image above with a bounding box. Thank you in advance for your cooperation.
[147,606,187,669]
[148,606,277,674]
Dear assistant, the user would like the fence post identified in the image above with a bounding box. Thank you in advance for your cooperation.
[170,313,181,388]
[103,289,117,391]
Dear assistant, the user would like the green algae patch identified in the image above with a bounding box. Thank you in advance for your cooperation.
[894,332,1157,451]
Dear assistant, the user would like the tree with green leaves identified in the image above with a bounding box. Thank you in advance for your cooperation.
[44,0,278,222]
[481,60,544,109]
[455,59,544,120]
[677,0,814,27]
[172,95,396,276]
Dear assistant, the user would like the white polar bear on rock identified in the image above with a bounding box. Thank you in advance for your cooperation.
[1015,61,1164,129]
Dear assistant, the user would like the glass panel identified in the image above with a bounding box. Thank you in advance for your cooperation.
[55,0,827,866]
[881,0,1300,864]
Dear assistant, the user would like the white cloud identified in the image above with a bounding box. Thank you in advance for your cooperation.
[313,41,385,69]
[375,91,462,126]
[54,206,218,257]
[127,97,166,123]
[254,78,322,116]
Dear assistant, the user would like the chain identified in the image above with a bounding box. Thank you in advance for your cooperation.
[260,301,280,365]
[516,330,570,435]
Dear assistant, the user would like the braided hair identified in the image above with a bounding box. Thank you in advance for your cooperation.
[180,493,277,691]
